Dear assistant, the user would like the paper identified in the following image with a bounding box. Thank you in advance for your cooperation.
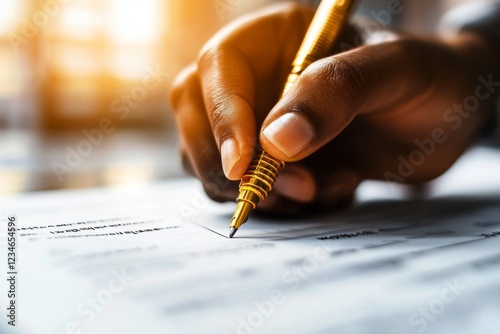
[1,147,500,334]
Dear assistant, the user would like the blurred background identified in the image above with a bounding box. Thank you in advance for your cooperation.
[0,0,469,195]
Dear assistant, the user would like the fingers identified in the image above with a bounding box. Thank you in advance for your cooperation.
[264,164,361,212]
[170,64,238,201]
[197,47,257,180]
[195,3,315,180]
[273,165,316,203]
[170,3,315,202]
[259,39,434,162]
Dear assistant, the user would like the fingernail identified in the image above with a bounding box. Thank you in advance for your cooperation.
[273,167,315,203]
[262,112,314,158]
[221,138,240,179]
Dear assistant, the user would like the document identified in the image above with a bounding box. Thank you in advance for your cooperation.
[1,147,500,334]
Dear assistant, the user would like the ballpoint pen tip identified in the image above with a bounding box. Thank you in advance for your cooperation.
[229,227,237,238]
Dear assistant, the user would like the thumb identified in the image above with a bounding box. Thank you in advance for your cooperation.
[259,39,432,161]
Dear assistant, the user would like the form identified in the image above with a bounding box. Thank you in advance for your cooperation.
[1,147,500,334]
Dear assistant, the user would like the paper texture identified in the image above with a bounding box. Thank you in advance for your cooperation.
[1,147,500,334]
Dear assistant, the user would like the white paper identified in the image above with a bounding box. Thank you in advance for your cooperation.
[1,147,500,334]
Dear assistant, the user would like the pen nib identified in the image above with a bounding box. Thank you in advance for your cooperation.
[229,227,238,238]
[229,200,252,238]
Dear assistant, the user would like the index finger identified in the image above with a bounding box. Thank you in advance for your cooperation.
[198,45,257,181]
[197,4,314,180]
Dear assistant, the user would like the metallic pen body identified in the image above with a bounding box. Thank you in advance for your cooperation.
[229,0,357,238]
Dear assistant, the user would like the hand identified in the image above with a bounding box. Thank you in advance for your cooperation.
[169,3,496,215]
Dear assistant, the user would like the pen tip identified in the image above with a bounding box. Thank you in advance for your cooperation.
[229,227,238,238]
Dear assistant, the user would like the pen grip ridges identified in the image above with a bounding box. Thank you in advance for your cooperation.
[238,152,285,203]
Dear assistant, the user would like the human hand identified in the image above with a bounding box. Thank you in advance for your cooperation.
[170,3,497,215]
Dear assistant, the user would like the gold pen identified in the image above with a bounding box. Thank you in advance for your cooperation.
[229,0,358,238]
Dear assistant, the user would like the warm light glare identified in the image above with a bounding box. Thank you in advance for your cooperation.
[55,46,101,75]
[110,47,156,80]
[0,0,21,35]
[0,167,28,194]
[104,161,155,185]
[0,49,23,97]
[108,0,161,44]
[56,6,99,39]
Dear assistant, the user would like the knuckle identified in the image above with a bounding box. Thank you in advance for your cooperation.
[197,42,224,72]
[204,86,238,146]
[319,57,367,105]
[209,97,231,141]
[300,57,367,123]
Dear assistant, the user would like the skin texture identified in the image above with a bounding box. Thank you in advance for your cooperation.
[169,3,497,215]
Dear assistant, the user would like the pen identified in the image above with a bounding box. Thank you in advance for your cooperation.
[229,0,358,238]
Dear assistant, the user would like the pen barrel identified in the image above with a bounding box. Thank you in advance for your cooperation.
[234,0,357,226]
[283,0,357,96]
